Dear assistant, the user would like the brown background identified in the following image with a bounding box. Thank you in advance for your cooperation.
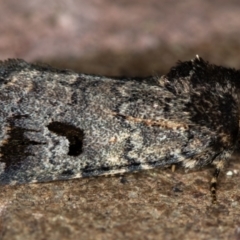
[0,0,240,239]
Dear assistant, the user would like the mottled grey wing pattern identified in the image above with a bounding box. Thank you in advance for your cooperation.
[0,57,239,203]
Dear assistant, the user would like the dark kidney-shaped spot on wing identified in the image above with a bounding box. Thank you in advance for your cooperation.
[47,121,84,156]
[61,169,74,175]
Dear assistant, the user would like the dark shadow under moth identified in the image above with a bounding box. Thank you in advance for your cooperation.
[0,56,239,203]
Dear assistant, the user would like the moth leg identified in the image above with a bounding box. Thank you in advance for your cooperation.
[171,164,176,172]
[210,160,224,204]
[210,168,220,204]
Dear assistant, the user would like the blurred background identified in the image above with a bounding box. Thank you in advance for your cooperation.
[1,0,240,77]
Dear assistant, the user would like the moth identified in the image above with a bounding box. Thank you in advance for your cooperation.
[0,56,239,203]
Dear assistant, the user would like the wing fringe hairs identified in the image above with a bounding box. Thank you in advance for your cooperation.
[0,56,239,203]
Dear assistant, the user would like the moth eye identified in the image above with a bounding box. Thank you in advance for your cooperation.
[47,122,84,156]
